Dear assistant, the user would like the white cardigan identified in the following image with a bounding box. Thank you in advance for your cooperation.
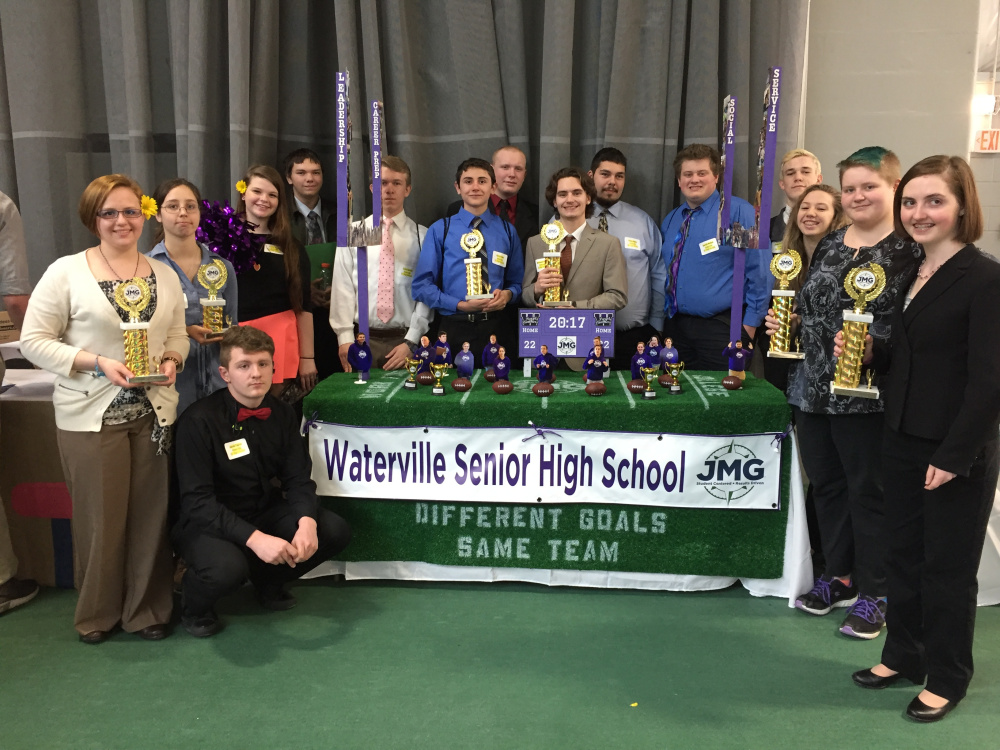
[20,250,190,432]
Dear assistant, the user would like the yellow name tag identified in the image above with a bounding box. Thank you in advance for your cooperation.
[772,241,783,253]
[624,237,641,251]
[401,267,413,278]
[492,251,508,268]
[699,238,720,255]
[535,258,547,272]
[263,244,283,255]
[224,438,250,460]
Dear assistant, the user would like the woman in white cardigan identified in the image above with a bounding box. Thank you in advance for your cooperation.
[21,174,189,643]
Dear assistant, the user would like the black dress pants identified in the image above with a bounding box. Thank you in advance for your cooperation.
[177,505,351,616]
[793,407,887,595]
[880,429,999,702]
[662,312,753,371]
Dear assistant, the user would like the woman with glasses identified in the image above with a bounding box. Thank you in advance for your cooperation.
[148,178,238,414]
[21,174,188,643]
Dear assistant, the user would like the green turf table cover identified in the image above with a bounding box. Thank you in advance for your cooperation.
[305,369,793,579]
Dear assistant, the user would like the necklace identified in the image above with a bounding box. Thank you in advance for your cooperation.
[915,260,939,280]
[97,245,140,281]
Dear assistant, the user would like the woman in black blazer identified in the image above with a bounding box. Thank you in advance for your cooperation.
[839,156,1000,722]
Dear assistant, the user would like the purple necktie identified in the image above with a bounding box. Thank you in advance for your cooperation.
[665,207,694,317]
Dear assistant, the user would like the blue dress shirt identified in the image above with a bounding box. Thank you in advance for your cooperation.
[148,241,238,415]
[413,207,524,317]
[658,191,770,328]
[590,201,666,331]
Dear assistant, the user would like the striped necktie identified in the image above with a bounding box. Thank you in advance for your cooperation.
[665,207,694,317]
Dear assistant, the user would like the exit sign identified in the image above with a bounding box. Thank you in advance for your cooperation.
[974,129,1000,152]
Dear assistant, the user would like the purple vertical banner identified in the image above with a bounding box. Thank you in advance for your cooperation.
[758,67,782,250]
[719,96,736,240]
[720,96,745,346]
[336,71,350,246]
[370,100,383,226]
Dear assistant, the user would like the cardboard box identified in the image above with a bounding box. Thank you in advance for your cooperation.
[0,311,19,344]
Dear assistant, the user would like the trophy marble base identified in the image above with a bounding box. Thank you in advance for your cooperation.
[465,293,492,301]
[830,382,880,399]
[404,380,417,390]
[670,384,681,394]
[128,373,169,384]
[642,390,657,400]
[767,350,804,360]
[540,300,573,307]
[432,386,445,395]
[203,328,228,341]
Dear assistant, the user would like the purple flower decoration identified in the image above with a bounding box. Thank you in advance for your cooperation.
[196,200,266,274]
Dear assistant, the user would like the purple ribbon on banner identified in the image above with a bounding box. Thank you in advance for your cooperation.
[721,96,745,346]
[757,67,782,250]
[371,101,383,228]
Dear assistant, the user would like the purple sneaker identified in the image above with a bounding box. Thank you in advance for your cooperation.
[840,595,887,640]
[795,575,858,616]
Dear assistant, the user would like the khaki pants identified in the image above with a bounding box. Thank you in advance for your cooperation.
[57,413,173,634]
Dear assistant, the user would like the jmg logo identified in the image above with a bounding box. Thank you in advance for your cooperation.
[695,441,765,504]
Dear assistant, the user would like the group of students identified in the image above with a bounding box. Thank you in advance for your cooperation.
[5,136,1000,725]
[761,147,1000,723]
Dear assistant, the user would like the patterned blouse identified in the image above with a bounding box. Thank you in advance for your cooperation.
[786,226,921,415]
[98,276,171,453]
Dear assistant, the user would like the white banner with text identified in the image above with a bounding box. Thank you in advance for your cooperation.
[310,422,783,510]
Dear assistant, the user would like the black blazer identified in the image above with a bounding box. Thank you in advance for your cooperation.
[770,212,785,243]
[445,195,539,251]
[289,201,337,247]
[873,244,1000,475]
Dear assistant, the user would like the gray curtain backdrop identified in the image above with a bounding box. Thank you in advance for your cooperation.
[0,0,807,281]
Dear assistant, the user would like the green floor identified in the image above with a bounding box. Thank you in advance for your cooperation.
[3,582,999,749]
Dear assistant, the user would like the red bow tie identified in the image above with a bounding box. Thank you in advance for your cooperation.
[237,407,271,422]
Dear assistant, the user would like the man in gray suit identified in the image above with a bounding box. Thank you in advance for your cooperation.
[522,168,627,369]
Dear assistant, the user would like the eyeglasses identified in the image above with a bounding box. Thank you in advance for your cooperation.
[97,208,143,220]
[161,202,200,214]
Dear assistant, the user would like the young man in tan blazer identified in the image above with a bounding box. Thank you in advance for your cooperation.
[521,167,627,369]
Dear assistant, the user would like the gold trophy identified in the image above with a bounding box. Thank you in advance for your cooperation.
[404,357,420,390]
[461,229,492,300]
[640,366,659,400]
[667,361,685,394]
[767,249,804,359]
[114,278,168,384]
[831,263,886,399]
[197,258,230,340]
[430,362,449,395]
[539,221,572,307]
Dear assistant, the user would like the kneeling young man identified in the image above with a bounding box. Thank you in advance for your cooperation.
[173,326,350,637]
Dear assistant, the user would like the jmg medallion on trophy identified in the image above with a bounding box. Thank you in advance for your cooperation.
[197,258,231,339]
[462,229,492,300]
[539,221,572,307]
[831,263,886,399]
[114,277,169,384]
[767,249,804,359]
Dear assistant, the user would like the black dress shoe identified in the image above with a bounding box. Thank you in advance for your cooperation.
[258,585,297,611]
[79,630,111,645]
[905,695,955,723]
[182,610,223,638]
[137,624,170,641]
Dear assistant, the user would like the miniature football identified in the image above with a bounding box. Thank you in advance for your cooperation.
[721,375,743,391]
[452,377,472,392]
[532,381,554,397]
[585,382,607,396]
[416,371,435,386]
[658,373,674,388]
[484,368,497,383]
[627,379,646,394]
[492,380,513,395]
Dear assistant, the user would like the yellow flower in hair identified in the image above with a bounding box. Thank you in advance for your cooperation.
[140,195,158,219]
[236,180,247,195]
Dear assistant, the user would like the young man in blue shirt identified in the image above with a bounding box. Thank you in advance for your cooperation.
[659,144,769,370]
[413,158,524,358]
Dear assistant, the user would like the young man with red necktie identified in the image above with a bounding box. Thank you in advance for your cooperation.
[172,326,350,637]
